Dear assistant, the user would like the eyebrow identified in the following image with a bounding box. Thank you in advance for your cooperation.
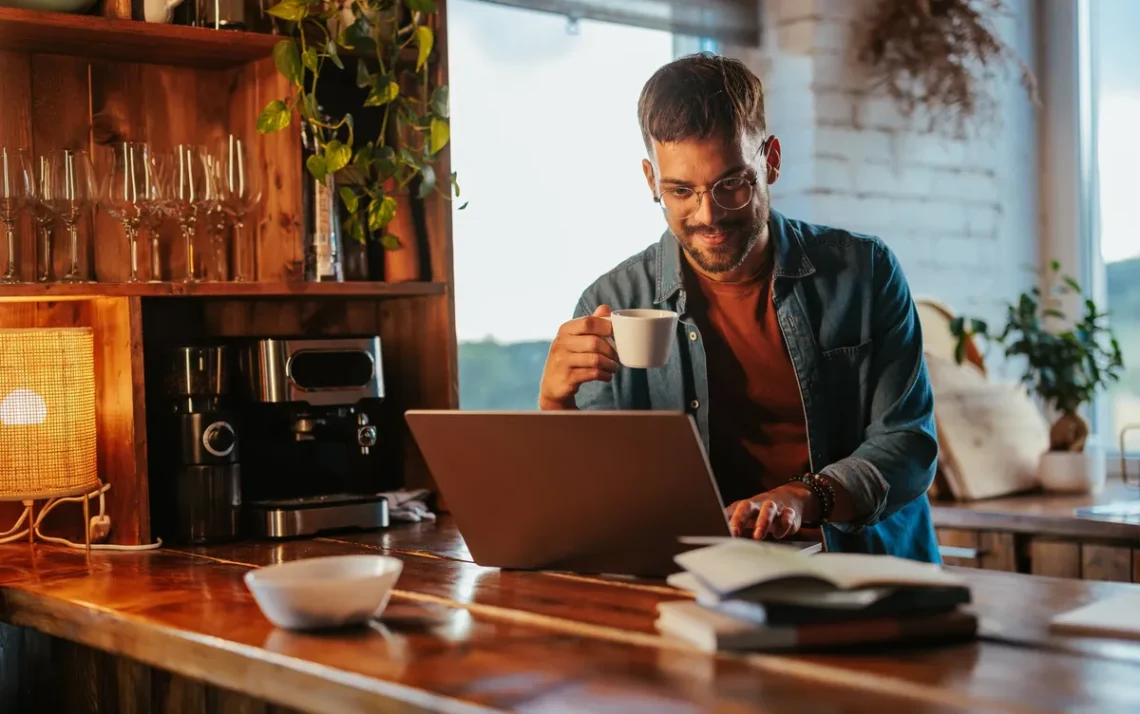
[659,164,750,187]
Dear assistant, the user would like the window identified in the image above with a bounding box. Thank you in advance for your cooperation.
[447,0,714,409]
[1088,0,1140,453]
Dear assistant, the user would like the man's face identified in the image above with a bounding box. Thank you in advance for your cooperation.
[642,132,778,276]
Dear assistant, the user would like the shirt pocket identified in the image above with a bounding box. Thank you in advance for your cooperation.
[818,339,874,454]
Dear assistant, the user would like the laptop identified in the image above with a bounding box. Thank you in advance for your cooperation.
[404,410,733,577]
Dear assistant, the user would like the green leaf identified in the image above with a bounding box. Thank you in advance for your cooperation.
[1043,308,1065,319]
[954,339,965,365]
[380,233,400,250]
[948,316,963,336]
[1050,258,1061,272]
[305,153,327,182]
[355,59,373,89]
[301,46,319,73]
[340,18,377,54]
[324,140,352,174]
[339,187,359,214]
[364,79,400,107]
[1063,276,1082,293]
[326,41,344,70]
[450,171,460,197]
[415,26,434,71]
[256,99,292,134]
[431,85,449,118]
[969,318,987,334]
[417,165,437,199]
[367,195,398,232]
[404,0,437,12]
[429,117,450,155]
[397,147,418,166]
[457,201,469,210]
[267,0,308,22]
[273,40,303,87]
[299,93,317,121]
[343,213,366,244]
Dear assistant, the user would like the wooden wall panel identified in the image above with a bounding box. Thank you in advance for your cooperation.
[1081,545,1133,583]
[231,57,302,283]
[30,54,94,282]
[0,52,34,283]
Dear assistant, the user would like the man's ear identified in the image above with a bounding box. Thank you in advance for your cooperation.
[642,158,658,198]
[765,136,782,185]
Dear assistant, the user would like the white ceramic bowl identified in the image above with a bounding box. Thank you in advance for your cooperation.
[244,554,403,630]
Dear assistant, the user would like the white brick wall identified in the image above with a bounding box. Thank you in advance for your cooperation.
[729,0,1040,356]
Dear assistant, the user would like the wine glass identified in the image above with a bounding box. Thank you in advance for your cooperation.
[30,154,57,282]
[217,135,262,282]
[100,142,149,283]
[45,149,96,284]
[0,148,32,284]
[142,151,174,282]
[171,144,215,283]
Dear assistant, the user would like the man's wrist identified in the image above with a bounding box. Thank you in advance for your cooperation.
[788,473,836,526]
[777,481,820,524]
[538,394,578,411]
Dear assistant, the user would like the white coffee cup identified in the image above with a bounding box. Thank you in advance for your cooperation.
[603,309,678,369]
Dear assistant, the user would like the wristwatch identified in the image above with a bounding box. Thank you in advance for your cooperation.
[790,472,835,528]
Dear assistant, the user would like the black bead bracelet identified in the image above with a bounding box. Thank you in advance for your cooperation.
[790,472,835,527]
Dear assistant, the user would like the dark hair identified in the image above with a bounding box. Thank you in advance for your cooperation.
[637,52,766,153]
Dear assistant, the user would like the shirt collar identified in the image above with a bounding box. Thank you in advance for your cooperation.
[653,208,816,305]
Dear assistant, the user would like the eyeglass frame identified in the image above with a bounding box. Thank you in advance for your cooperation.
[650,136,776,219]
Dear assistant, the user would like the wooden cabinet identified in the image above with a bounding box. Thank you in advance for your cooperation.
[937,527,1139,583]
[0,5,457,545]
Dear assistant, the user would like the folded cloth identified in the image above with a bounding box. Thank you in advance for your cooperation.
[379,488,437,523]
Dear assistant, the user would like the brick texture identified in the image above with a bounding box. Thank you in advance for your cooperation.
[728,0,1040,354]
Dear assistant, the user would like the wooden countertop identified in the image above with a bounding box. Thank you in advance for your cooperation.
[3,518,1140,713]
[930,478,1140,543]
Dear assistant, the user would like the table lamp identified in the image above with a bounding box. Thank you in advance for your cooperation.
[0,327,100,547]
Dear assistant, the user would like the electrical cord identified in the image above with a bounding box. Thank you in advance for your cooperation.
[0,483,163,551]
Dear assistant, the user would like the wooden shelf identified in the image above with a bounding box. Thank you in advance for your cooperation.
[0,281,446,300]
[0,7,279,69]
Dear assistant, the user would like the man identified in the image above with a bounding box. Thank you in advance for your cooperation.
[537,53,941,563]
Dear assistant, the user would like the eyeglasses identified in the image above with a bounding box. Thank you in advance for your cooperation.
[655,175,758,219]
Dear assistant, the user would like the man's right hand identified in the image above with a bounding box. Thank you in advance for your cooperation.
[538,305,620,410]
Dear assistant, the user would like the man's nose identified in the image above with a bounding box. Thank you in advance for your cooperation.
[692,191,722,225]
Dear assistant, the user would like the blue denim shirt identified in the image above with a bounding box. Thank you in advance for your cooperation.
[572,209,941,563]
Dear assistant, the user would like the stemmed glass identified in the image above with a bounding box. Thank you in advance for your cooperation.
[30,155,57,283]
[46,149,96,284]
[217,135,262,282]
[0,148,32,284]
[101,142,149,283]
[202,154,230,281]
[171,144,215,283]
[142,151,174,282]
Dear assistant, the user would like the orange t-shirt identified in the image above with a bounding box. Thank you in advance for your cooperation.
[686,262,811,505]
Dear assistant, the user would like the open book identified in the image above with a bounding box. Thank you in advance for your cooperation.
[673,539,965,602]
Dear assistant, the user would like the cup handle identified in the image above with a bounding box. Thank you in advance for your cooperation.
[598,315,617,351]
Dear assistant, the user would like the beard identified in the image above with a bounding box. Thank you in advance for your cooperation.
[672,187,768,275]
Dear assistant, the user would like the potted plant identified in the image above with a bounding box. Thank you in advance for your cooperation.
[256,0,462,280]
[949,261,1125,492]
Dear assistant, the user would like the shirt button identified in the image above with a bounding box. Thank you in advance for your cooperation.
[689,331,698,341]
[690,400,700,409]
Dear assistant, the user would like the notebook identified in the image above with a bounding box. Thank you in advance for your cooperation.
[1049,594,1140,640]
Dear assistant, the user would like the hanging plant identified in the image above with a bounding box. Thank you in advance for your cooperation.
[857,0,1040,139]
[256,0,463,248]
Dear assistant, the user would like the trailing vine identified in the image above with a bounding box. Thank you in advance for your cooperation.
[257,0,461,249]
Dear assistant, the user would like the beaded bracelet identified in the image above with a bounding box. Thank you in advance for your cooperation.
[790,472,835,527]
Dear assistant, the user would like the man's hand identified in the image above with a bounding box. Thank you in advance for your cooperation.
[538,305,620,410]
[725,482,818,540]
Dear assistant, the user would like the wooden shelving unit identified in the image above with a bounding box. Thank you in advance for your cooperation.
[0,2,458,546]
[0,281,448,300]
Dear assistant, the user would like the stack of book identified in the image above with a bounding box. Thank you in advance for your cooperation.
[656,540,977,653]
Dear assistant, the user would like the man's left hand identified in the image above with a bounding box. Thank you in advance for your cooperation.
[725,482,817,540]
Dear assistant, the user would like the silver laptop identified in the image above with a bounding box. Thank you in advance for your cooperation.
[404,410,734,577]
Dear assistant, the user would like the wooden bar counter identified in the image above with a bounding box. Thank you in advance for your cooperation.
[3,518,1140,713]
[930,478,1140,582]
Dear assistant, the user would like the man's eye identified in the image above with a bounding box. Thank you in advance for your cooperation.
[667,188,694,199]
[720,177,745,189]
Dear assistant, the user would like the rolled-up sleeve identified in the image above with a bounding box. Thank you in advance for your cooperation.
[822,241,938,532]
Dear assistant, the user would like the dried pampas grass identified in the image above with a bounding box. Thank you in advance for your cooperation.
[858,0,1040,139]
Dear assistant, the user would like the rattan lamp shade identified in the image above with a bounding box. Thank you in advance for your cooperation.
[0,328,99,501]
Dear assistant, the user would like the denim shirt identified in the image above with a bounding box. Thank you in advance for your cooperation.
[572,209,941,563]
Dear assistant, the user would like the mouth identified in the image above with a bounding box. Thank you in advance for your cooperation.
[695,230,729,247]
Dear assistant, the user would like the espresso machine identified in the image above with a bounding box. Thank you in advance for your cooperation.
[151,346,242,545]
[236,337,392,539]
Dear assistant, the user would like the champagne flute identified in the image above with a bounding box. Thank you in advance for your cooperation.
[46,149,96,284]
[0,148,32,284]
[100,142,149,283]
[143,152,173,282]
[218,135,262,282]
[171,144,214,283]
[31,154,57,282]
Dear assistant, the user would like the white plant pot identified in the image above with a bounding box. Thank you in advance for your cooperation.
[1038,446,1107,494]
